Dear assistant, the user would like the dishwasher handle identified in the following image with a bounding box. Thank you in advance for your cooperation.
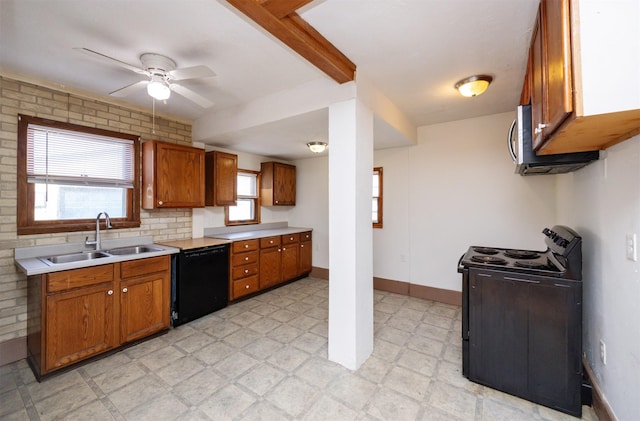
[181,244,228,259]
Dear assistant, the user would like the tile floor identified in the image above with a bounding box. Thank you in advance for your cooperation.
[1,277,598,421]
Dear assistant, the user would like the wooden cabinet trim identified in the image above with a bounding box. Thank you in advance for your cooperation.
[232,239,259,253]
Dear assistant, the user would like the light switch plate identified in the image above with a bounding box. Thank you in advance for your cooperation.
[626,233,637,261]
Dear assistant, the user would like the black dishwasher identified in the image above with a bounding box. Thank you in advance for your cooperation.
[172,244,229,327]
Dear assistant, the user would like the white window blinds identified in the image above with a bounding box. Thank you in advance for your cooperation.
[26,124,135,188]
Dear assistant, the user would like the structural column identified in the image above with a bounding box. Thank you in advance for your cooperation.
[327,97,374,370]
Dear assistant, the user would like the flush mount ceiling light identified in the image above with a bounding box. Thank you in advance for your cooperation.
[307,141,328,153]
[455,75,493,97]
[147,74,171,101]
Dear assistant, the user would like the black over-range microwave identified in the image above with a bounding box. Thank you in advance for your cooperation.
[508,105,599,175]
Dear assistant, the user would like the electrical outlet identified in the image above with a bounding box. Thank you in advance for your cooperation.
[600,340,607,365]
[626,234,637,261]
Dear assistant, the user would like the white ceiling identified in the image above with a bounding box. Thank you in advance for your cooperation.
[0,0,539,160]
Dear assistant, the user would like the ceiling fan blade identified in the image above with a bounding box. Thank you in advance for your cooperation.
[170,84,214,108]
[109,80,148,97]
[168,65,216,81]
[74,47,148,76]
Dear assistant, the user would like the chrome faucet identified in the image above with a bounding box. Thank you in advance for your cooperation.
[85,211,112,250]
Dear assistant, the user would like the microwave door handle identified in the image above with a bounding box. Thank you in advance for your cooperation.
[508,118,518,162]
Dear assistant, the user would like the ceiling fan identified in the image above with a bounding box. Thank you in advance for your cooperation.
[74,48,216,108]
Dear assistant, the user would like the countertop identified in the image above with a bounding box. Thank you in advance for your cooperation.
[156,237,231,250]
[14,236,179,276]
[208,226,312,241]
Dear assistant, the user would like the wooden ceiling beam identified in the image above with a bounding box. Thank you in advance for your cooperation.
[260,0,315,19]
[226,0,356,84]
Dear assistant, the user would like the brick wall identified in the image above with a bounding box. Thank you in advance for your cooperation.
[0,75,194,347]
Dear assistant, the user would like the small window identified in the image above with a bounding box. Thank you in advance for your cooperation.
[373,167,383,228]
[17,114,140,235]
[226,170,260,225]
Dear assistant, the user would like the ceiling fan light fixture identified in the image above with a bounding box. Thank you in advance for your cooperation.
[455,75,493,97]
[147,74,171,100]
[307,141,327,153]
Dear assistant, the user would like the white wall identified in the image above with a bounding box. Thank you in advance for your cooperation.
[557,135,640,421]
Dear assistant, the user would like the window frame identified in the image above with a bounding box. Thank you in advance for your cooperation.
[17,114,141,235]
[225,169,261,226]
[373,167,383,229]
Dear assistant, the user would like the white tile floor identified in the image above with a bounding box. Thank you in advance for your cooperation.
[0,277,598,420]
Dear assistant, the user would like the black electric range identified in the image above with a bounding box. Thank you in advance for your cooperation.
[458,225,584,417]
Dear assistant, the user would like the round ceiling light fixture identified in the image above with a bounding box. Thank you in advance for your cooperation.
[147,74,171,100]
[455,75,493,97]
[307,141,328,153]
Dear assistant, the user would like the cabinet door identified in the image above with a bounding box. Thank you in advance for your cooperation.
[120,271,170,343]
[530,6,546,150]
[205,151,237,206]
[299,240,312,276]
[542,0,573,138]
[145,141,205,208]
[281,243,299,281]
[274,163,296,205]
[259,246,282,288]
[45,282,116,372]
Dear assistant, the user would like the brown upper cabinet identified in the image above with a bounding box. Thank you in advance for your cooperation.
[260,162,296,206]
[205,151,238,206]
[523,0,640,155]
[142,141,205,209]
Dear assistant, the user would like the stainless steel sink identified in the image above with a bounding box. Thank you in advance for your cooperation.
[43,251,111,264]
[106,245,163,255]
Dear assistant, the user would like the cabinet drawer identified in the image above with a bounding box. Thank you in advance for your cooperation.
[260,236,281,248]
[231,250,258,266]
[121,256,170,279]
[232,239,259,253]
[232,275,259,299]
[232,263,258,280]
[282,233,300,245]
[47,265,114,293]
[300,231,312,241]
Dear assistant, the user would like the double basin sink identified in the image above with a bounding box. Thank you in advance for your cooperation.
[41,245,164,265]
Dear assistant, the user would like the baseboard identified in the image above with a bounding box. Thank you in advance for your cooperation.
[582,355,616,421]
[311,268,460,307]
[0,336,27,367]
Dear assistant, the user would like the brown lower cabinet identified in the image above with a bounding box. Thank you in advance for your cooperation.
[27,255,170,379]
[230,231,312,301]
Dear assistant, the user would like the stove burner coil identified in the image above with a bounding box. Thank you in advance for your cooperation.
[473,247,500,255]
[471,255,507,265]
[514,260,550,269]
[505,249,540,259]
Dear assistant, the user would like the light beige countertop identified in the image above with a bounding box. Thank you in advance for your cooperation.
[14,236,179,276]
[156,237,231,250]
[207,226,312,241]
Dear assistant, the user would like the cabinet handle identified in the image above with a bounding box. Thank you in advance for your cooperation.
[244,269,249,273]
[107,290,113,295]
[534,123,548,135]
[278,248,281,252]
[283,247,286,251]
[158,200,163,205]
[245,256,249,261]
[270,240,273,244]
[275,200,279,204]
[122,287,128,293]
[245,284,250,289]
[290,237,293,240]
[244,244,249,248]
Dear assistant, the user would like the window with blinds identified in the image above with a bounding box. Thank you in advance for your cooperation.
[17,114,140,234]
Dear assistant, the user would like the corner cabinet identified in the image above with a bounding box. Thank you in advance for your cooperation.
[142,140,205,209]
[260,162,296,206]
[26,255,171,380]
[524,0,640,155]
[205,151,237,206]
